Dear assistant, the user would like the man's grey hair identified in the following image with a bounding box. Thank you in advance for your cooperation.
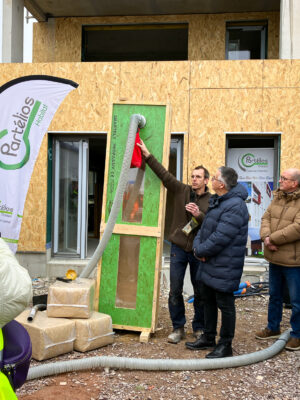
[219,166,238,190]
[291,170,300,187]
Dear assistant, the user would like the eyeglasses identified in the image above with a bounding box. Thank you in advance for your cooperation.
[211,176,223,183]
[280,175,295,182]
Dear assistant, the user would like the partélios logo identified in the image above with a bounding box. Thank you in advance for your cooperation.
[0,97,47,170]
[0,199,13,215]
[238,153,268,172]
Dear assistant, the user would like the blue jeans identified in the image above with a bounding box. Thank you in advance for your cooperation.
[268,263,300,338]
[168,243,204,331]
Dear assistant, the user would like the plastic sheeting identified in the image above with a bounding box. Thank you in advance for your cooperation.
[0,238,32,328]
[115,236,140,309]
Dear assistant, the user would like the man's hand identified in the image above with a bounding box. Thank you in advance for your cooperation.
[137,139,150,158]
[193,249,206,262]
[264,236,278,251]
[185,202,200,217]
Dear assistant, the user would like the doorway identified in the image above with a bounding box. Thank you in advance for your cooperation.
[51,135,106,259]
[226,134,280,257]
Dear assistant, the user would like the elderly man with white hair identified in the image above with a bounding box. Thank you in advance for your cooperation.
[256,168,300,351]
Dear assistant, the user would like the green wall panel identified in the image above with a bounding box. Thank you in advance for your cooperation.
[105,104,166,226]
[98,103,167,330]
[99,234,157,328]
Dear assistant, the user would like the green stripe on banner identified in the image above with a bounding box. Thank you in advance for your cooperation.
[0,210,12,215]
[17,214,23,218]
[2,237,18,243]
[0,100,41,170]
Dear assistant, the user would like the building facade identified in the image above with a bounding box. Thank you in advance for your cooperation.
[1,1,299,276]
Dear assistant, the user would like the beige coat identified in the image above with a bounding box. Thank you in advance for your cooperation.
[260,188,300,267]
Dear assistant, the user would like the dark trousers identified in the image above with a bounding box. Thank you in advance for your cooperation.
[169,243,204,331]
[202,283,236,344]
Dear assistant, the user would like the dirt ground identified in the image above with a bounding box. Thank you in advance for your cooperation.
[17,286,299,400]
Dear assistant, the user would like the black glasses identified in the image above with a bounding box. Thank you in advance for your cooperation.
[280,176,295,182]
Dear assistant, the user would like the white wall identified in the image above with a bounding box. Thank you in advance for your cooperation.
[0,0,2,61]
[280,0,300,59]
[23,8,36,62]
[0,0,36,63]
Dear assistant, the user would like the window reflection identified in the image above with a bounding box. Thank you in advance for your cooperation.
[122,168,144,223]
[115,236,140,309]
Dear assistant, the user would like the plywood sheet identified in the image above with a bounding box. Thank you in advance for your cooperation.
[188,14,225,60]
[55,19,82,62]
[18,135,48,251]
[267,12,280,60]
[262,87,300,170]
[119,62,189,133]
[289,60,300,87]
[48,63,121,132]
[263,60,292,88]
[32,12,279,63]
[263,60,300,88]
[189,88,264,177]
[33,21,56,62]
[191,60,263,89]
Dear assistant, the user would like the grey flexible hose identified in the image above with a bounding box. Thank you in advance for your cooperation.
[79,114,146,279]
[27,304,47,322]
[27,330,290,380]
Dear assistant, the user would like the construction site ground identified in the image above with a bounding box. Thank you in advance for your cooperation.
[17,278,299,400]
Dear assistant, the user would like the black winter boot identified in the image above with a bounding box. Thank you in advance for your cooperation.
[205,342,232,358]
[185,334,216,350]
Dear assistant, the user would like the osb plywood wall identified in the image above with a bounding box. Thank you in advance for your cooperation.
[0,59,299,252]
[189,60,300,176]
[33,12,279,63]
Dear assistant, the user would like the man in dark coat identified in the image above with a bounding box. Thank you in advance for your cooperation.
[186,166,249,358]
[138,140,211,344]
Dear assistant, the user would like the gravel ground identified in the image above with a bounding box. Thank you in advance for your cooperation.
[17,278,300,400]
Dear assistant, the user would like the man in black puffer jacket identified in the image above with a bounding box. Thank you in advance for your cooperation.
[186,166,249,358]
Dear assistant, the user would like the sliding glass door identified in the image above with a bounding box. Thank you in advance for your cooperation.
[53,139,88,258]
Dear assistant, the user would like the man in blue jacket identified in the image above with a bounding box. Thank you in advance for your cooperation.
[185,166,249,358]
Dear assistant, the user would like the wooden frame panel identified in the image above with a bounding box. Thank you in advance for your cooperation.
[96,102,170,335]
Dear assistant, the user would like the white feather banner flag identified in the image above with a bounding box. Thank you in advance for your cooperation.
[0,75,78,252]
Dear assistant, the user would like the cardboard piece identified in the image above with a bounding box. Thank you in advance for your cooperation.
[16,309,75,361]
[73,311,114,352]
[47,278,95,319]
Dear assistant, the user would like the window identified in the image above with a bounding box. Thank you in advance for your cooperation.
[164,135,183,248]
[226,134,280,257]
[226,21,268,60]
[82,23,188,62]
